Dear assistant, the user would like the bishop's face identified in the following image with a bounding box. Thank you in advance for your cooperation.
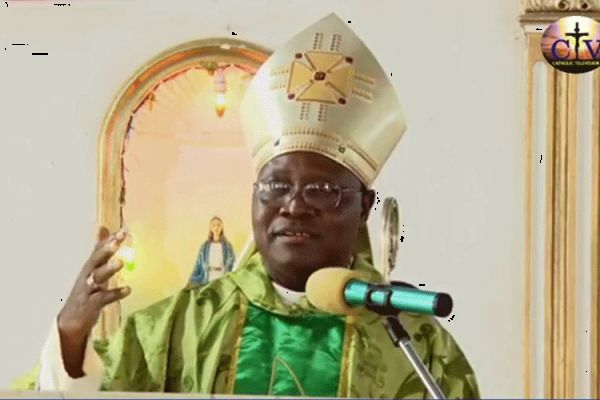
[252,152,375,291]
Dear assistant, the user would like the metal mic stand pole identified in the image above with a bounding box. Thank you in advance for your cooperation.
[377,198,446,398]
[365,287,446,399]
[383,315,446,399]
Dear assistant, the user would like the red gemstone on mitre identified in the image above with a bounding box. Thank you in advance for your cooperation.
[314,71,326,81]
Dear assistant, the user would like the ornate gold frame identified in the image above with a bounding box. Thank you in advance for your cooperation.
[592,66,600,400]
[95,38,271,339]
[522,1,600,397]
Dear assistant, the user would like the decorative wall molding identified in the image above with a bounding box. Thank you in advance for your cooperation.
[524,0,600,12]
[521,0,600,23]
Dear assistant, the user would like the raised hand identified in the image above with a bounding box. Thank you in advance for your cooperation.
[56,226,131,377]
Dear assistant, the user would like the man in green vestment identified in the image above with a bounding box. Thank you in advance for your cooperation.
[14,13,480,398]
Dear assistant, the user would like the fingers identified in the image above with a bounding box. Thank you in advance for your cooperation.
[85,241,120,273]
[92,259,123,286]
[86,228,129,272]
[97,226,110,242]
[90,286,131,307]
[115,228,128,242]
[93,227,127,251]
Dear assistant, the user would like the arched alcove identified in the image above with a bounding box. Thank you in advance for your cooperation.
[96,38,271,338]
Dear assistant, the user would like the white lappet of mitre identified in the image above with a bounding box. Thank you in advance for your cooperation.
[240,13,406,187]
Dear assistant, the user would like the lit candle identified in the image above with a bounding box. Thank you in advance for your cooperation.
[214,69,227,118]
[116,246,136,271]
[215,92,226,118]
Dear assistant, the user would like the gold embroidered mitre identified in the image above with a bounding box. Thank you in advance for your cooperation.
[240,13,406,186]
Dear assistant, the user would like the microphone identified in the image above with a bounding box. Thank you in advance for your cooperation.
[306,267,453,317]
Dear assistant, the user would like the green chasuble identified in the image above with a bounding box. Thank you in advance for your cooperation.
[14,252,480,398]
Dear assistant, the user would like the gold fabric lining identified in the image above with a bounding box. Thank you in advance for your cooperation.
[268,356,308,396]
[337,318,355,397]
[225,295,249,393]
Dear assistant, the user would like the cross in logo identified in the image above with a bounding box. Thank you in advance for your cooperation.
[565,22,589,60]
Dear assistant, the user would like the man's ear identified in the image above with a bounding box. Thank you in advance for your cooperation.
[361,189,376,220]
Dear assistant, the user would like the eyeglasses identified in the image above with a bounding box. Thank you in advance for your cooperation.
[253,180,364,211]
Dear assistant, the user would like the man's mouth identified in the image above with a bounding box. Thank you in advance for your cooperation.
[272,228,319,240]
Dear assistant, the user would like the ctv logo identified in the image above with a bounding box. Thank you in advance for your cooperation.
[542,16,600,74]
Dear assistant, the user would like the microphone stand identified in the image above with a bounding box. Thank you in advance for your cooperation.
[383,315,446,399]
[365,284,447,400]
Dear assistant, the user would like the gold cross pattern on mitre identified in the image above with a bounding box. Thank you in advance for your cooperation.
[240,13,407,187]
[287,51,364,105]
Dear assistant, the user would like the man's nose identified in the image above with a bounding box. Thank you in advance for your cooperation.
[281,191,316,216]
